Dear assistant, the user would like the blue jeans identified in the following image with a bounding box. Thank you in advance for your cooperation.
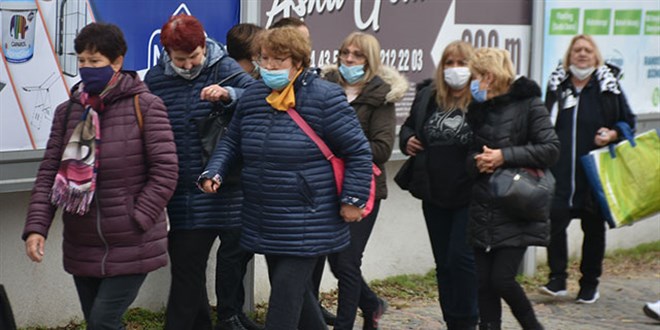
[328,201,381,330]
[265,255,327,330]
[422,203,478,327]
[73,274,146,330]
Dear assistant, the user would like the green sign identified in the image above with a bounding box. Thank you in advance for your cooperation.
[550,8,579,35]
[645,11,660,35]
[584,9,611,35]
[614,10,642,35]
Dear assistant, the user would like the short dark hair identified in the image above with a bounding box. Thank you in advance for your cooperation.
[160,14,206,53]
[226,23,263,61]
[270,17,307,29]
[74,23,127,61]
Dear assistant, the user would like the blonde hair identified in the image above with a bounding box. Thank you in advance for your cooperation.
[435,41,474,111]
[469,48,515,97]
[562,34,604,71]
[256,27,311,68]
[337,32,382,85]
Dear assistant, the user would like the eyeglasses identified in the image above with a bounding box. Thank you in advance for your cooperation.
[339,49,366,60]
[257,56,291,67]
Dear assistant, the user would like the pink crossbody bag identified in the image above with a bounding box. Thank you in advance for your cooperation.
[287,108,380,217]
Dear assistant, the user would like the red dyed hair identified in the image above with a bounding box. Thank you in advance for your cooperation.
[160,14,206,53]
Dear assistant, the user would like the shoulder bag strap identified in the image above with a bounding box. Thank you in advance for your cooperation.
[134,94,143,132]
[286,108,335,161]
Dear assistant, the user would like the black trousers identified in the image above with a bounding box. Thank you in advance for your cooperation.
[474,247,538,326]
[328,201,382,330]
[422,203,478,327]
[265,255,327,330]
[164,228,253,330]
[547,207,605,288]
[73,274,146,330]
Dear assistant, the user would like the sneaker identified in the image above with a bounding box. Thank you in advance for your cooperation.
[576,286,600,304]
[539,278,567,297]
[363,298,388,330]
[319,303,336,326]
[643,301,660,321]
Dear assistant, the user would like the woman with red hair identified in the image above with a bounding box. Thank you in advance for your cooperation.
[144,15,256,330]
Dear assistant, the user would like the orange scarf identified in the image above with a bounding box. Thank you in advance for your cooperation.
[266,69,303,111]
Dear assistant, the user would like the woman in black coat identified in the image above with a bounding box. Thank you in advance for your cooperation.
[466,48,559,330]
[398,41,478,330]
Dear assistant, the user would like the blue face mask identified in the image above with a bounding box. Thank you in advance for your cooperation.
[470,79,488,103]
[79,65,115,94]
[260,67,291,90]
[339,64,365,84]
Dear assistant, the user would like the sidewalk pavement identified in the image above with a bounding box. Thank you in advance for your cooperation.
[352,272,660,329]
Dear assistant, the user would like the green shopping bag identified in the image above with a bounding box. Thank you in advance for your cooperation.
[581,122,660,227]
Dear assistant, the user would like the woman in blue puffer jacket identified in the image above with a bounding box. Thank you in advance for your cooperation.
[200,27,373,330]
[144,15,256,330]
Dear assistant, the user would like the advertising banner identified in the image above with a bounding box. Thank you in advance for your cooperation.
[0,0,239,152]
[259,0,532,125]
[542,0,660,114]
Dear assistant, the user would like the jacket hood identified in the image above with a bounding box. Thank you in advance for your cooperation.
[470,76,541,110]
[70,71,150,105]
[467,76,541,127]
[158,38,226,77]
[320,64,409,103]
[547,63,621,94]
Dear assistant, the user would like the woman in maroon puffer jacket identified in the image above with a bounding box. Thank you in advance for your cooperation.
[22,23,178,329]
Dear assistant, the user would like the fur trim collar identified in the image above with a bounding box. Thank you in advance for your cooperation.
[547,63,621,94]
[320,64,409,103]
[470,76,541,110]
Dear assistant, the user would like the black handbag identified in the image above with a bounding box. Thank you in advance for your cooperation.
[197,108,233,165]
[394,157,414,191]
[196,70,243,185]
[489,167,555,222]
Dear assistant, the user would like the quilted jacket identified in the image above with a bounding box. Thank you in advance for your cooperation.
[144,39,254,230]
[23,71,178,277]
[202,70,373,256]
[466,77,560,250]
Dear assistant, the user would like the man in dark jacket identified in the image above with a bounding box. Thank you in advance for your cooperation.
[144,15,256,330]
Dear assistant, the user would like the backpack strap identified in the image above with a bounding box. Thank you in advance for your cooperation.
[134,94,143,132]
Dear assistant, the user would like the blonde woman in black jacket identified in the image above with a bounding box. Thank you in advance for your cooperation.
[466,48,559,330]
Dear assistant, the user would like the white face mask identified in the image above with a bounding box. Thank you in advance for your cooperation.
[569,65,595,81]
[170,55,206,80]
[443,67,471,89]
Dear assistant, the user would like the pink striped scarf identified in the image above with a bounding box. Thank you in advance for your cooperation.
[50,74,120,215]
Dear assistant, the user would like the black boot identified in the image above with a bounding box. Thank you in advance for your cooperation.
[518,311,544,330]
[216,315,248,330]
[447,320,478,330]
[319,303,336,326]
[238,313,264,330]
[478,321,501,330]
[362,298,388,330]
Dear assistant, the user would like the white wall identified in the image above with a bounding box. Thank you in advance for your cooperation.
[1,160,659,327]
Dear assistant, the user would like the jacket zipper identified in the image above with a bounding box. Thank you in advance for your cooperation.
[569,95,580,208]
[96,197,109,276]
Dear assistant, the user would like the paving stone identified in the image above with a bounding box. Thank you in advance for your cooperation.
[349,274,660,329]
